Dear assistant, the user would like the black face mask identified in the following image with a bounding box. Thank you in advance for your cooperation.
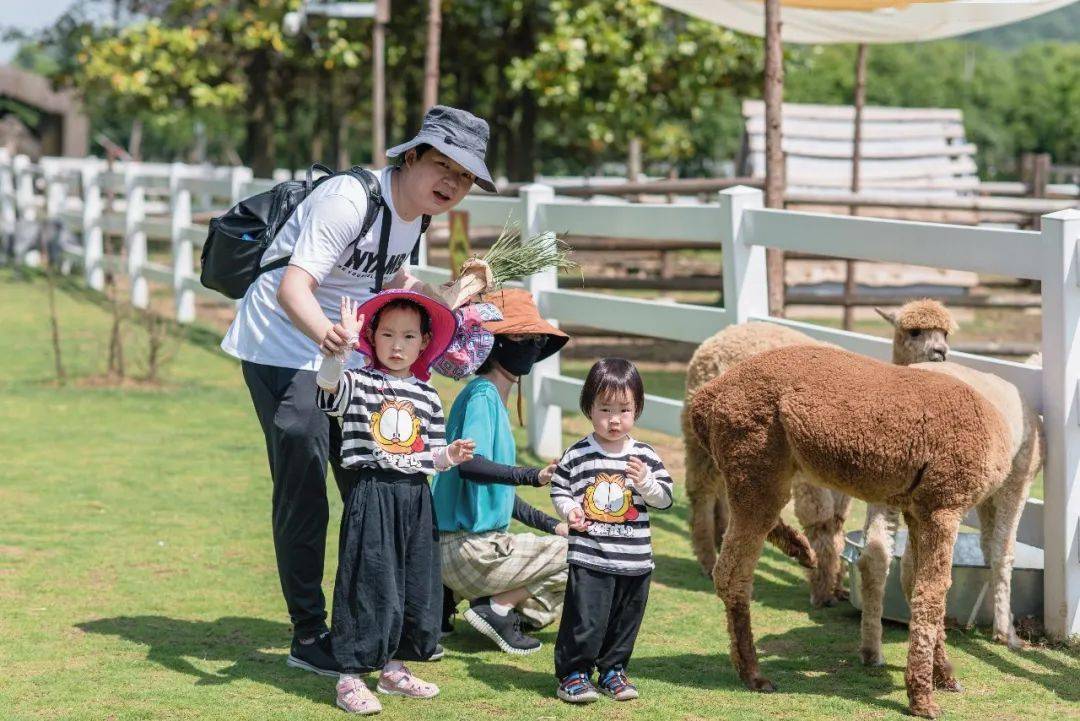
[491,337,546,377]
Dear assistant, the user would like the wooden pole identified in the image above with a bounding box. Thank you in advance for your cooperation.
[843,42,868,330]
[423,0,442,111]
[373,0,390,165]
[764,0,785,317]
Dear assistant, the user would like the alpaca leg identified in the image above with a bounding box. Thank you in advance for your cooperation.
[858,504,898,666]
[901,514,957,690]
[689,488,720,578]
[987,486,1029,650]
[714,514,776,693]
[715,461,792,694]
[794,481,839,607]
[830,490,853,602]
[903,509,962,720]
[686,437,725,578]
[714,490,730,553]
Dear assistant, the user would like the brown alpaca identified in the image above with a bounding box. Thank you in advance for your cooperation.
[858,361,1042,665]
[681,299,953,606]
[689,345,1013,719]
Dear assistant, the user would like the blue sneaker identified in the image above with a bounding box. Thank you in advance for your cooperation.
[557,671,600,703]
[599,667,639,701]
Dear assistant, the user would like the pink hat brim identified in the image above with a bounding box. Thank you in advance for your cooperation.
[354,289,458,382]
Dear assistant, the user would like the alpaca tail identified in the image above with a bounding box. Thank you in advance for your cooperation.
[767,519,817,569]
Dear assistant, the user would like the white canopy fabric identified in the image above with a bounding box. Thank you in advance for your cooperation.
[654,0,1077,44]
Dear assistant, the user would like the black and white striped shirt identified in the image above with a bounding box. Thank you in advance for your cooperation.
[550,434,674,576]
[317,368,446,475]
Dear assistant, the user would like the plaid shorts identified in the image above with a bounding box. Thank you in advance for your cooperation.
[440,529,569,629]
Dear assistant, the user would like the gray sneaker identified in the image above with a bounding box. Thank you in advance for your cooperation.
[462,601,541,655]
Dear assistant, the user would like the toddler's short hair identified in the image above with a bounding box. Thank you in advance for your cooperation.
[579,357,644,419]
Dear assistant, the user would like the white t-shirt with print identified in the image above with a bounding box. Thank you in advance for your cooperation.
[220,167,423,371]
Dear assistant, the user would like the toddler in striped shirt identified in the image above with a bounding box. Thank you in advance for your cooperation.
[549,358,674,704]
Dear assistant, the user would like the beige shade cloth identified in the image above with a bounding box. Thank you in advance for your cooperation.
[653,0,1077,43]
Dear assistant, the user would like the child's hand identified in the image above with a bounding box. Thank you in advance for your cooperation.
[447,439,476,465]
[626,457,648,487]
[536,459,559,487]
[566,506,590,532]
[338,297,364,348]
[320,296,363,357]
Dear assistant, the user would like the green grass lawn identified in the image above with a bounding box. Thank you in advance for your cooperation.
[0,267,1076,721]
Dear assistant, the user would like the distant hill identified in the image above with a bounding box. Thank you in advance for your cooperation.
[961,4,1080,48]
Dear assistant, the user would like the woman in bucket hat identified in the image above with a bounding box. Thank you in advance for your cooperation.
[432,288,573,655]
[219,106,497,678]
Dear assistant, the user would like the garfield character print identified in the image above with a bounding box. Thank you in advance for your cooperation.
[371,399,425,469]
[583,473,639,524]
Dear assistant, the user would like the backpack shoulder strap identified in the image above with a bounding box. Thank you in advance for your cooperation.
[410,215,431,265]
[346,167,384,245]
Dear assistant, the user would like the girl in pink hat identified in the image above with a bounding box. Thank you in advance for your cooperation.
[315,290,473,714]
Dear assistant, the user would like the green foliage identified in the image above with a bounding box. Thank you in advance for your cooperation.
[962,5,1080,49]
[786,40,1079,178]
[20,1,1080,179]
[508,0,761,173]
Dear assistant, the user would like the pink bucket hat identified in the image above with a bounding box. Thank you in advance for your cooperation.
[354,289,458,382]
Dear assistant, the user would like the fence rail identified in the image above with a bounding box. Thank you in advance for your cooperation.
[1,152,1076,642]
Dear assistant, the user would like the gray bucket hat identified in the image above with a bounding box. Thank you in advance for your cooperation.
[386,105,497,193]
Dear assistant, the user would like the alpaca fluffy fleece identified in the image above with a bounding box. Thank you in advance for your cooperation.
[690,345,1013,719]
[680,322,832,585]
[858,361,1042,665]
[893,298,958,334]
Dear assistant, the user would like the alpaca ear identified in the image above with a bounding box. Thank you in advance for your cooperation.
[874,307,898,328]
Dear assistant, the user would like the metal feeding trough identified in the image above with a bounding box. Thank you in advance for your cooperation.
[842,529,1044,627]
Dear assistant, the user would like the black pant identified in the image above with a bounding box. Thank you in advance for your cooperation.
[554,565,651,679]
[242,361,348,639]
[331,469,442,673]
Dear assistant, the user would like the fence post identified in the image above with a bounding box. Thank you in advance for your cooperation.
[14,155,40,267]
[228,166,254,204]
[519,183,562,459]
[81,165,104,291]
[170,164,196,323]
[1039,208,1080,641]
[124,168,149,309]
[43,165,68,273]
[0,152,15,259]
[720,186,769,323]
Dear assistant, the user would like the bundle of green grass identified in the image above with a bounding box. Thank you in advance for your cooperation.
[440,224,575,308]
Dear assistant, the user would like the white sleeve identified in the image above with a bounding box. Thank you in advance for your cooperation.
[635,450,674,509]
[315,370,355,418]
[288,191,368,284]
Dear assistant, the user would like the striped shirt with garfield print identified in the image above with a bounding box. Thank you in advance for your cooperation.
[550,434,674,575]
[316,367,446,475]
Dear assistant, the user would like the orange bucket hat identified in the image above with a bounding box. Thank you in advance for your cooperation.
[479,288,569,360]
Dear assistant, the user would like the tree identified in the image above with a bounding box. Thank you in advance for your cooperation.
[507,0,761,175]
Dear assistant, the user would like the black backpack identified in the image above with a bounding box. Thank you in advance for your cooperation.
[200,163,430,300]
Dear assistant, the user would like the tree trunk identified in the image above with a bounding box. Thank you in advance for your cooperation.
[843,43,868,330]
[423,0,442,112]
[244,50,278,177]
[763,0,785,318]
[372,0,390,166]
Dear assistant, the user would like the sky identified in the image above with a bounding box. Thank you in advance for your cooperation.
[0,0,78,62]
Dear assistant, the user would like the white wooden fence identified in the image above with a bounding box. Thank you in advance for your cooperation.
[1,152,1077,641]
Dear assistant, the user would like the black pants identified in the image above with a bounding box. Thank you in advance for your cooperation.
[242,361,348,639]
[554,565,651,679]
[331,469,442,673]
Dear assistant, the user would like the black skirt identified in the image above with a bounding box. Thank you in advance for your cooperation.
[331,468,442,673]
